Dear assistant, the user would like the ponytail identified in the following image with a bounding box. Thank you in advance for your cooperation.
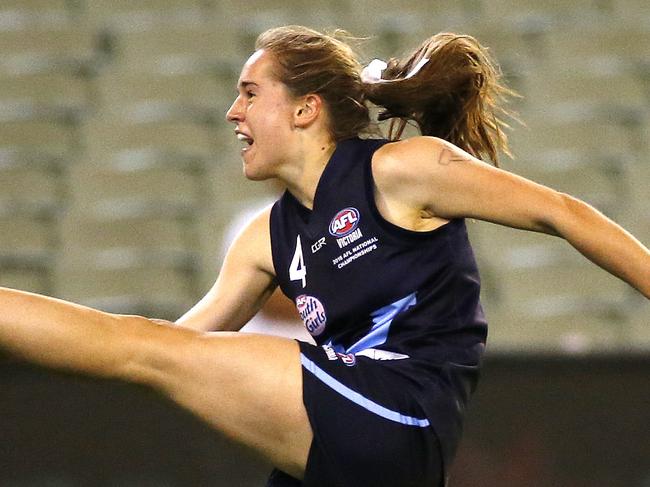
[253,27,516,164]
[363,33,517,165]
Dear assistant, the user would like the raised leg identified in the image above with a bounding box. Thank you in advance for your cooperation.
[0,288,312,479]
[127,329,312,479]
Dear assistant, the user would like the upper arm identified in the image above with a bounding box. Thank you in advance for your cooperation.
[373,136,565,234]
[176,207,278,332]
[374,137,650,298]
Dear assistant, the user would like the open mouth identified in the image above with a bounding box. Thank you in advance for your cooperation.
[237,132,254,149]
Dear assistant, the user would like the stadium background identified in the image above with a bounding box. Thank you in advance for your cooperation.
[0,0,648,485]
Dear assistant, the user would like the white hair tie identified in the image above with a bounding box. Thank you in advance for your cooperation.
[361,57,430,84]
[361,58,388,83]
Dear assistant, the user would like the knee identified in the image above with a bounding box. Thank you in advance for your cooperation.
[116,316,200,389]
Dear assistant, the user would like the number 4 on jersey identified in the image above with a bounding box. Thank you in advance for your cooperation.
[289,235,307,288]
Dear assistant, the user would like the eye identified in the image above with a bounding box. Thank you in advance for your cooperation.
[246,90,256,100]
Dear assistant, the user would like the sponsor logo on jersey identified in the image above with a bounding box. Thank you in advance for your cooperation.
[295,294,327,336]
[337,352,356,366]
[322,345,356,366]
[329,207,360,237]
[311,237,326,253]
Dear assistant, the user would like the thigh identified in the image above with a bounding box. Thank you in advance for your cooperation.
[129,329,312,480]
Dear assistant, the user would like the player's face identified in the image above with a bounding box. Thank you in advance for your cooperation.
[226,50,299,180]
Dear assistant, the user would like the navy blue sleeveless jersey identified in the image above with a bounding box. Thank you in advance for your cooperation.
[269,137,487,469]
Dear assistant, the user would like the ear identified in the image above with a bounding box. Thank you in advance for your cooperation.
[293,94,323,128]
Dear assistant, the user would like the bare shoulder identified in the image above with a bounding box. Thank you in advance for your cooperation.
[225,204,275,276]
[240,204,273,238]
[373,136,467,182]
[372,136,468,207]
[373,135,444,165]
[375,135,450,158]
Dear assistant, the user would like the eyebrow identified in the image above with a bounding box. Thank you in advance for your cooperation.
[238,81,259,90]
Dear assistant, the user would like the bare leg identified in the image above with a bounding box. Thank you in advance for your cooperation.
[127,329,313,478]
[0,289,312,479]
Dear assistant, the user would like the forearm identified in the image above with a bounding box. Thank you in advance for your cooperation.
[0,287,191,381]
[551,194,650,298]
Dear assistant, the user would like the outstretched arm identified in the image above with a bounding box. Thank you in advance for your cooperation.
[373,136,650,298]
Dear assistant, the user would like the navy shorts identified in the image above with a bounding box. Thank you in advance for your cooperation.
[266,341,444,487]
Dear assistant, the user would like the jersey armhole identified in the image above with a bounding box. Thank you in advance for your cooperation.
[364,145,462,244]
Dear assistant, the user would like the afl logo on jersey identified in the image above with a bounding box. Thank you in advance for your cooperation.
[329,207,360,237]
[296,294,327,336]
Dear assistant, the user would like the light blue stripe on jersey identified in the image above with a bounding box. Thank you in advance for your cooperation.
[300,353,430,427]
[345,292,417,354]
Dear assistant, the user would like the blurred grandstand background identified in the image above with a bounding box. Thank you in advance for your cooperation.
[0,1,648,485]
[0,0,648,350]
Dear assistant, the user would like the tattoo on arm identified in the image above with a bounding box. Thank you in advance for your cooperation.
[437,148,469,166]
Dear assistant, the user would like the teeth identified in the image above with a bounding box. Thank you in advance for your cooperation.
[237,133,254,146]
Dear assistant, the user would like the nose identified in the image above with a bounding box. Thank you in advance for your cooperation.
[226,95,244,123]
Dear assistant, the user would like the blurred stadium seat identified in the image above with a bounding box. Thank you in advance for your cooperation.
[476,0,605,21]
[56,202,200,321]
[0,0,646,346]
[0,5,648,487]
[0,148,65,295]
[53,152,204,320]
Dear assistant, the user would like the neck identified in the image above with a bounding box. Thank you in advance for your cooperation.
[280,136,337,210]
